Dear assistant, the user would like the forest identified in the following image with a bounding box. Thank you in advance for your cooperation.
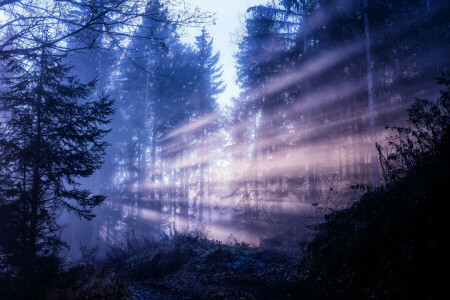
[0,0,448,299]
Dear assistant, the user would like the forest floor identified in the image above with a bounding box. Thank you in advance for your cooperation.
[126,245,300,299]
[49,233,303,300]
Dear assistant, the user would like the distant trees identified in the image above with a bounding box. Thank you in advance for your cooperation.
[0,0,223,244]
[0,49,114,291]
[91,0,225,236]
[111,0,174,208]
[234,4,292,223]
[229,0,449,230]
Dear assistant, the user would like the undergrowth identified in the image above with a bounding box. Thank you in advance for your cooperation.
[296,74,449,299]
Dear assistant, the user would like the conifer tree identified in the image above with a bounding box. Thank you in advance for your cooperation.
[194,28,224,223]
[0,49,114,285]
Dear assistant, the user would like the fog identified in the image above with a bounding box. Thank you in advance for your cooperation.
[0,0,447,263]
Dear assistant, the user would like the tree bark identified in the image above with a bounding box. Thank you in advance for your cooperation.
[29,51,46,258]
[363,0,379,185]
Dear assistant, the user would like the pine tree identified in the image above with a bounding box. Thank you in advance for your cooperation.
[0,49,114,288]
[194,28,225,112]
[193,28,224,223]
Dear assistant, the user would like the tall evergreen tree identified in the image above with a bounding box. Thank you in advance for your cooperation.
[0,49,114,289]
[193,28,224,223]
[194,28,225,112]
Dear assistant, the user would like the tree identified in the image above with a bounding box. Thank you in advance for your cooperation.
[193,27,224,223]
[362,0,378,185]
[0,0,211,58]
[194,28,225,109]
[0,48,114,291]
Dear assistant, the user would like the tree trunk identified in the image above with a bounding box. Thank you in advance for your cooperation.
[308,163,317,205]
[199,161,204,224]
[29,51,45,258]
[180,163,189,231]
[150,115,157,203]
[363,0,379,185]
[302,1,309,54]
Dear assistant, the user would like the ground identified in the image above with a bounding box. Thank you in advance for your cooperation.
[48,233,302,299]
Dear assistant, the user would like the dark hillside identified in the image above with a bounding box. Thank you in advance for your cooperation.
[296,75,450,299]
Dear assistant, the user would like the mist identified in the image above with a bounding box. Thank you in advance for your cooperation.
[1,0,448,298]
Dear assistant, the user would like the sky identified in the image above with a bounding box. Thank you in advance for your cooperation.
[183,0,268,107]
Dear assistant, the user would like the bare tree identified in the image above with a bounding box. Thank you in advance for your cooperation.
[0,0,212,61]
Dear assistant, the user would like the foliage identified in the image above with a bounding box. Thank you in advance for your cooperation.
[195,27,226,110]
[78,242,100,266]
[0,49,114,296]
[378,74,450,182]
